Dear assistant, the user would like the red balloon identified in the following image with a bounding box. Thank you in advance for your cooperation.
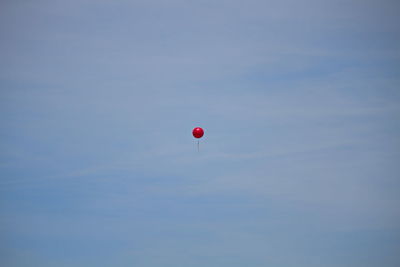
[192,127,204,139]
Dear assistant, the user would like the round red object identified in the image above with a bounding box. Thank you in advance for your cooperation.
[192,127,204,139]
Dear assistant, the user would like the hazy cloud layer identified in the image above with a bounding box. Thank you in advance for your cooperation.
[1,0,399,266]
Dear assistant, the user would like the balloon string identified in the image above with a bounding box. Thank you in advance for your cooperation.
[197,140,199,152]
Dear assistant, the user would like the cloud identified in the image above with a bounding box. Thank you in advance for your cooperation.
[1,0,400,266]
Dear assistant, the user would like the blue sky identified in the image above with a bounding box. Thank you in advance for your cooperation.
[1,0,399,266]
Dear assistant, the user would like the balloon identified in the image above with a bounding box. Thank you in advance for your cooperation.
[192,127,204,139]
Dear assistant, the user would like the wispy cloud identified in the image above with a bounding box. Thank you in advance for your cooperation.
[1,0,400,266]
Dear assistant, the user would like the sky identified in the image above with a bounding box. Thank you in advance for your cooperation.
[0,0,400,266]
